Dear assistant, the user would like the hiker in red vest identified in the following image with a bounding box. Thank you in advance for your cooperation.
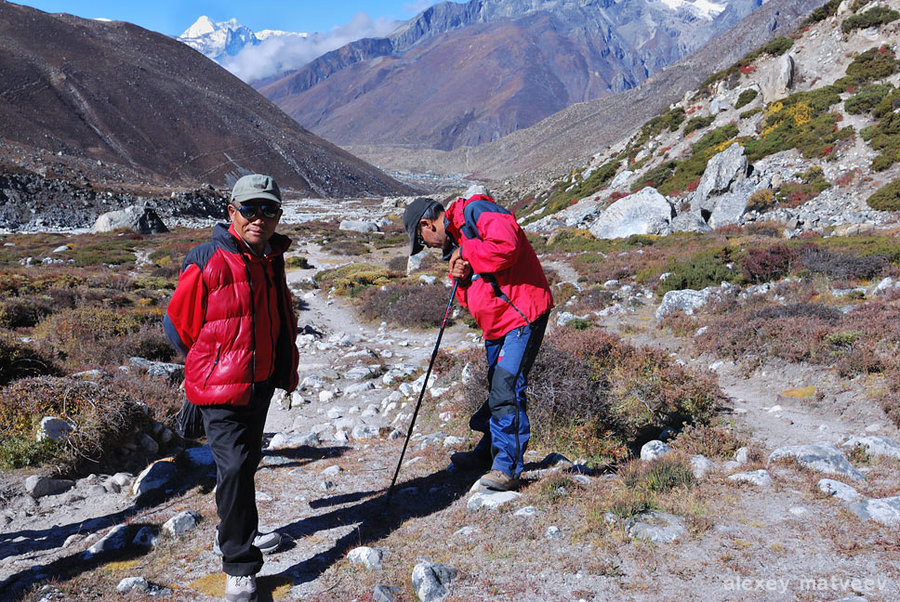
[403,185,554,491]
[164,174,299,602]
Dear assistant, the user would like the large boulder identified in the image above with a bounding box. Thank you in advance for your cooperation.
[92,205,168,234]
[695,143,748,208]
[587,187,673,240]
[761,53,795,103]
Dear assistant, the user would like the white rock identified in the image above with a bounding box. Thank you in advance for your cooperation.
[640,440,672,461]
[728,469,773,487]
[818,478,861,502]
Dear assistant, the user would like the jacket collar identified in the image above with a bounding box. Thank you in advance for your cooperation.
[212,223,292,257]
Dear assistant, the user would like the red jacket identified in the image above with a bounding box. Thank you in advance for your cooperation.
[446,195,554,339]
[164,224,299,406]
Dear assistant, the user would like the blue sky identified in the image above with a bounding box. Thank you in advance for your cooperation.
[14,1,434,36]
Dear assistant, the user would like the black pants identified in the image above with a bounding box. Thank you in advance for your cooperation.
[199,382,274,576]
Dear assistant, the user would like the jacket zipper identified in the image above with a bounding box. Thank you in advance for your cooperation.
[203,344,221,388]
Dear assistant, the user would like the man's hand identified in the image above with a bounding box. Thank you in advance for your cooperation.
[449,248,472,280]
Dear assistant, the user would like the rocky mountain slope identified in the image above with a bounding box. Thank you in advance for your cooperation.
[346,0,828,183]
[517,0,900,240]
[0,1,411,206]
[258,0,763,151]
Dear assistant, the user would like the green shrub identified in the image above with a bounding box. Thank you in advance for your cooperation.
[735,89,759,109]
[842,46,899,85]
[739,107,762,120]
[841,6,900,33]
[805,0,841,24]
[635,107,686,147]
[656,247,741,294]
[845,83,894,114]
[866,92,900,170]
[620,455,694,493]
[314,263,399,296]
[866,179,900,210]
[683,115,715,135]
[286,255,312,269]
[743,87,851,160]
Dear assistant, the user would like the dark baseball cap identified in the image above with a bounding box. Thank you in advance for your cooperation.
[403,197,442,256]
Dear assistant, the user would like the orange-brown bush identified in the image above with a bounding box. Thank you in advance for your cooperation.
[0,376,151,475]
[32,306,169,370]
[457,328,723,465]
[359,281,455,328]
[0,335,61,386]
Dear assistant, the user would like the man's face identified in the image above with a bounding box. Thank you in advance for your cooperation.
[228,200,282,251]
[418,217,448,251]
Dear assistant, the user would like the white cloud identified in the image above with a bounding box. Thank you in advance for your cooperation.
[223,12,403,83]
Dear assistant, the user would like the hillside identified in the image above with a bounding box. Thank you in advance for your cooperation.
[344,0,828,185]
[258,0,762,151]
[0,1,411,205]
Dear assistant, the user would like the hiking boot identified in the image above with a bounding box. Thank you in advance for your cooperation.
[214,531,282,555]
[450,445,492,470]
[479,469,519,491]
[225,574,257,602]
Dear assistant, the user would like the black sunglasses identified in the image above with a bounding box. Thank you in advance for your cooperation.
[234,202,280,220]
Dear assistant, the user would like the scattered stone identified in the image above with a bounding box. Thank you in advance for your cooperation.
[640,440,672,461]
[92,204,168,234]
[36,417,74,442]
[728,470,773,487]
[545,526,562,539]
[842,436,900,460]
[848,497,900,526]
[412,561,457,602]
[690,455,715,479]
[734,447,751,465]
[339,220,380,233]
[818,479,862,503]
[116,577,149,593]
[768,443,864,481]
[131,458,179,498]
[624,511,687,544]
[162,510,201,536]
[373,585,401,602]
[133,526,159,548]
[25,475,74,499]
[83,525,131,558]
[515,506,538,517]
[348,546,384,571]
[467,490,522,511]
[268,432,319,450]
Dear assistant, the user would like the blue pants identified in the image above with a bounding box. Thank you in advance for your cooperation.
[470,313,548,478]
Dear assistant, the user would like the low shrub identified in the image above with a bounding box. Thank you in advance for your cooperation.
[735,89,759,109]
[841,7,900,33]
[359,281,455,328]
[314,263,399,296]
[740,244,796,284]
[31,306,164,370]
[746,188,775,212]
[286,255,312,269]
[845,83,894,114]
[671,422,747,458]
[457,329,724,467]
[866,178,900,211]
[797,245,887,280]
[683,115,715,136]
[0,335,60,386]
[804,0,840,25]
[619,455,694,493]
[0,376,150,475]
[775,165,831,208]
[656,247,741,295]
[841,46,899,86]
[0,296,54,328]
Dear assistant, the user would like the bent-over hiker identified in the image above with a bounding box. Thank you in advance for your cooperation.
[164,174,299,602]
[403,185,554,491]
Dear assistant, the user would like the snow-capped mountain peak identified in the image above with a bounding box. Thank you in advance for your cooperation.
[658,0,727,19]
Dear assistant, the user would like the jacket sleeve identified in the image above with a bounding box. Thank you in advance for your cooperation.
[164,263,207,356]
[459,211,522,275]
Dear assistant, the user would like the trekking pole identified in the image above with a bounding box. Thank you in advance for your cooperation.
[385,280,459,505]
